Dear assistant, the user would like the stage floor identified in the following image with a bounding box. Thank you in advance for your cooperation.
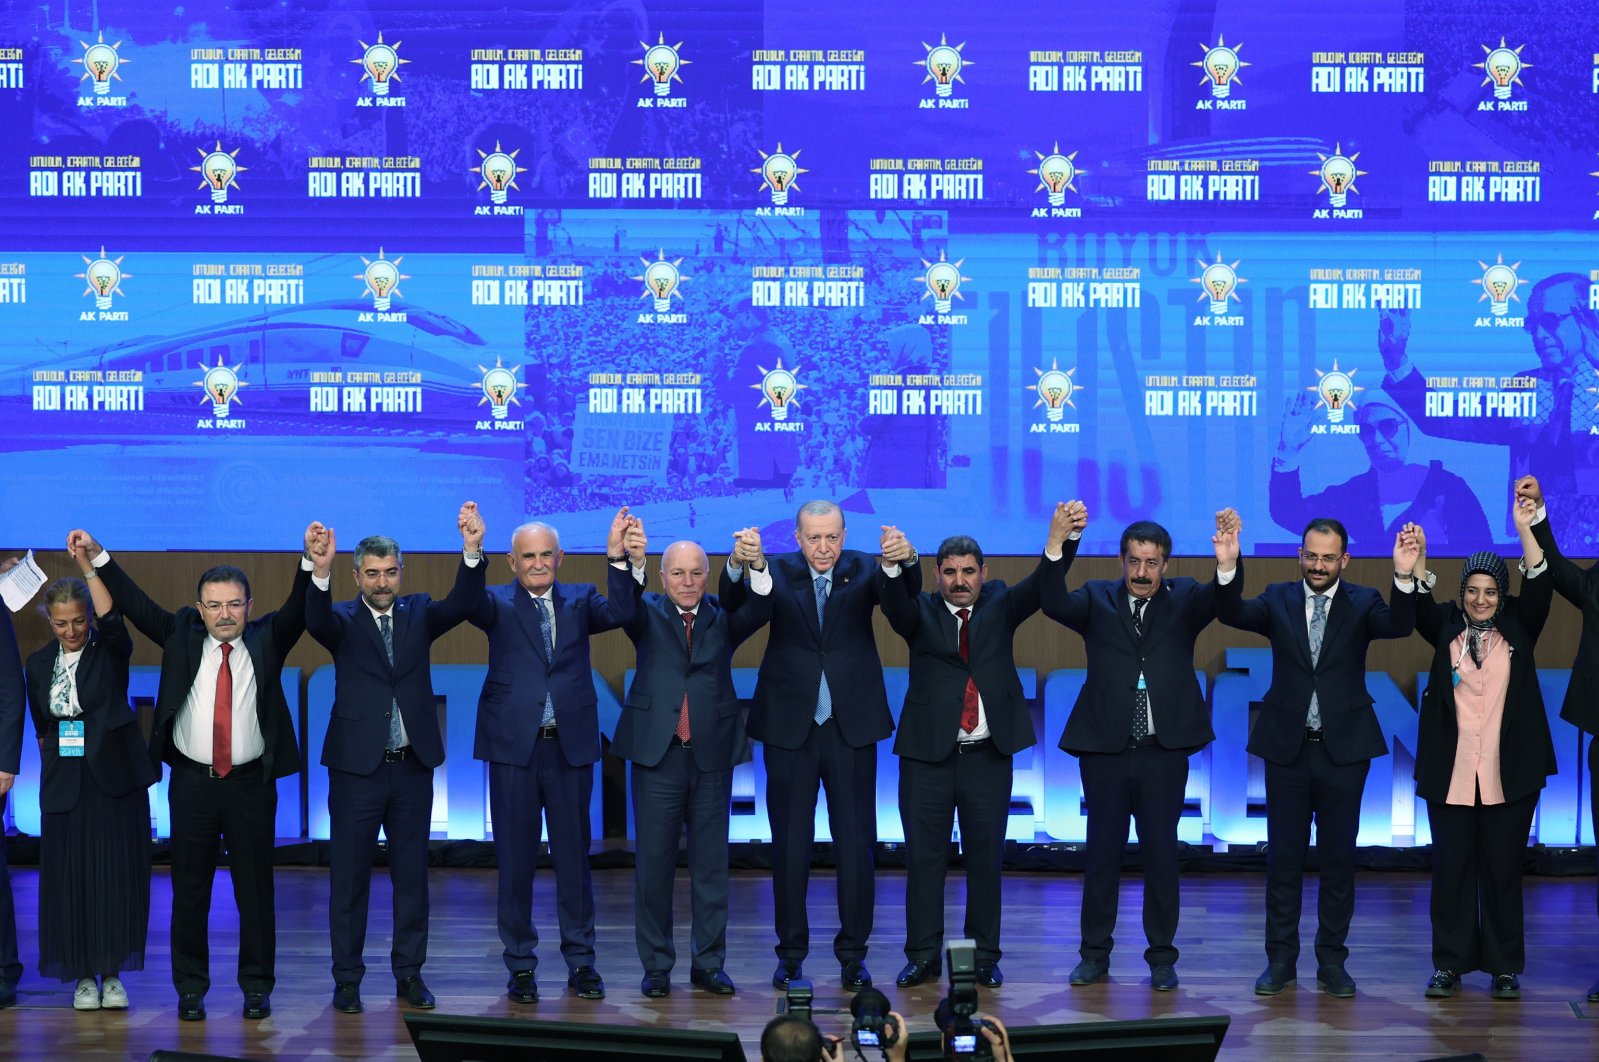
[0,865,1594,1059]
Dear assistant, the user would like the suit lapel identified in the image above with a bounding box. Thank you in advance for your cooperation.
[1321,585,1354,659]
[1110,584,1140,643]
[356,600,390,667]
[512,587,550,664]
[1285,584,1315,669]
[790,562,823,642]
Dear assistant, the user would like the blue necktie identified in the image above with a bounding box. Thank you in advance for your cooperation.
[1130,598,1149,740]
[814,577,832,725]
[379,614,402,751]
[534,597,556,727]
[1307,594,1327,730]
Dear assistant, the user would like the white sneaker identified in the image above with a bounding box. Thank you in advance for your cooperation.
[73,977,101,1010]
[100,976,128,1009]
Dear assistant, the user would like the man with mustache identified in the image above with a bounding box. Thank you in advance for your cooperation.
[1043,511,1242,992]
[1217,518,1419,999]
[879,503,1083,989]
[68,525,316,1022]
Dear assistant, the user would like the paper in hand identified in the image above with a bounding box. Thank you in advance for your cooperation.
[1,549,49,612]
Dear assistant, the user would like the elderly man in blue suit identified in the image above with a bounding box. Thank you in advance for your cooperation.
[614,530,774,998]
[469,507,644,1004]
[306,502,488,1014]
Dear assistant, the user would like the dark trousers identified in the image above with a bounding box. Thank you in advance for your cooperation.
[489,733,596,975]
[328,755,433,984]
[1078,744,1189,967]
[1591,738,1599,925]
[167,756,277,997]
[1264,740,1370,970]
[765,719,877,964]
[630,742,733,974]
[0,794,20,988]
[899,741,1012,964]
[1425,790,1538,975]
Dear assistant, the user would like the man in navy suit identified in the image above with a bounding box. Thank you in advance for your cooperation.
[468,507,644,1004]
[1218,518,1419,998]
[613,532,773,998]
[306,503,488,1014]
[719,500,919,992]
[1044,512,1241,992]
[0,564,24,1010]
[880,504,1081,990]
[72,525,315,1022]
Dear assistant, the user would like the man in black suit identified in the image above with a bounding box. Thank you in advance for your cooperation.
[306,503,487,1014]
[1517,474,1599,1002]
[880,504,1082,989]
[467,508,644,1004]
[0,567,24,1010]
[719,500,919,992]
[71,526,314,1021]
[1217,518,1418,998]
[612,533,773,998]
[1043,511,1241,992]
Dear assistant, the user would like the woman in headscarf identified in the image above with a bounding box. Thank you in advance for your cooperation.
[1409,498,1554,1001]
[22,540,157,1010]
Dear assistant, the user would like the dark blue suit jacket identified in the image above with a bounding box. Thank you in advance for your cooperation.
[24,612,157,812]
[1217,562,1416,766]
[469,563,637,768]
[612,588,770,771]
[307,558,485,774]
[718,549,916,750]
[1044,567,1237,755]
[0,606,25,778]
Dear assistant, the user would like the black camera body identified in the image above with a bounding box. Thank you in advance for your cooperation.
[849,986,898,1049]
[937,940,995,1061]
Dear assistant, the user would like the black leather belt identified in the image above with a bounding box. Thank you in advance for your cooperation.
[383,746,412,762]
[956,738,992,755]
[1305,728,1325,742]
[171,750,261,779]
[1126,735,1158,749]
[537,724,559,740]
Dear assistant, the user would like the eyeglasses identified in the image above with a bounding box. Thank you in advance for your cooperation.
[199,600,248,614]
[1299,551,1343,565]
[1523,310,1577,335]
[1364,417,1404,440]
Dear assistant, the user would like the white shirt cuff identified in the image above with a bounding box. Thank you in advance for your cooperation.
[311,572,331,591]
[1217,566,1237,585]
[748,564,774,595]
[92,550,110,569]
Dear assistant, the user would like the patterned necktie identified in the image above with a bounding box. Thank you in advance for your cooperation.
[956,608,979,733]
[1131,598,1150,741]
[379,614,403,751]
[213,642,233,777]
[1307,594,1328,729]
[50,653,74,718]
[533,597,556,727]
[814,578,832,725]
[675,610,694,743]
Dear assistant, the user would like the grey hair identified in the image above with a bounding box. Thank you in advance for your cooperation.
[510,521,561,550]
[795,499,844,528]
[353,535,403,569]
[40,577,91,613]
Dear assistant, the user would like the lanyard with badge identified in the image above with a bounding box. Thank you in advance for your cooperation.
[51,654,86,756]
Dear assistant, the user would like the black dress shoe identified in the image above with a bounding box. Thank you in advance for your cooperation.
[243,991,271,1019]
[690,968,736,995]
[1490,973,1520,1000]
[1254,964,1296,996]
[1316,964,1355,998]
[0,983,16,1009]
[841,960,872,991]
[1588,976,1599,1003]
[1151,964,1179,992]
[772,959,804,989]
[567,966,605,1000]
[1425,969,1460,999]
[507,970,538,1004]
[895,959,941,988]
[177,993,206,1021]
[975,962,1003,988]
[1068,958,1109,986]
[397,976,436,1009]
[332,981,362,1014]
[641,971,671,998]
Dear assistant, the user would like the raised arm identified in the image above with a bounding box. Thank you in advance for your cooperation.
[0,562,25,785]
[1510,495,1553,643]
[875,525,923,641]
[428,501,490,637]
[70,528,179,644]
[1517,475,1593,608]
[599,513,647,637]
[304,522,342,650]
[267,523,317,651]
[67,532,113,619]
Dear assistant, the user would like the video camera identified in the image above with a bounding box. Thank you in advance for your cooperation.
[935,939,997,1060]
[850,986,899,1050]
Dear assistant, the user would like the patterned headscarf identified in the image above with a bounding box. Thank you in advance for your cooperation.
[1459,551,1509,666]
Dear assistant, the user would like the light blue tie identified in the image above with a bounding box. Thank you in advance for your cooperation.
[814,577,832,725]
[534,597,557,727]
[1307,594,1327,730]
[379,614,402,751]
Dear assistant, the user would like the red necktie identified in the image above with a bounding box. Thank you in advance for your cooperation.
[213,642,233,777]
[957,608,979,733]
[675,610,694,743]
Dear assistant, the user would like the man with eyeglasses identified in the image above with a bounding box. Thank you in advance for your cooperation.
[718,499,919,995]
[1217,518,1420,1000]
[67,525,317,1022]
[1381,273,1599,543]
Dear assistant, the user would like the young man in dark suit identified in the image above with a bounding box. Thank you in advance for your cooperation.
[612,532,773,998]
[1217,518,1419,999]
[879,502,1083,990]
[719,499,919,992]
[305,503,487,1014]
[467,507,644,1004]
[70,525,316,1022]
[1043,511,1242,992]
